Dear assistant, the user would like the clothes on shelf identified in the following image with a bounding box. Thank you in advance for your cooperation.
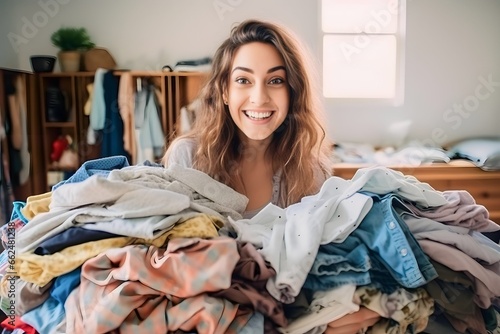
[173,57,212,72]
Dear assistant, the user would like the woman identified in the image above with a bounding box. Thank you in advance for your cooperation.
[163,19,379,334]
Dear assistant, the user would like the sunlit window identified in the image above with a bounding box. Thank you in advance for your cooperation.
[321,0,405,103]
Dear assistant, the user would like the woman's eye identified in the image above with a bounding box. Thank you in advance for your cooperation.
[235,78,250,84]
[269,77,284,85]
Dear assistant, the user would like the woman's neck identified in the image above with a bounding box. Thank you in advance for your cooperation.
[235,135,274,211]
[238,135,272,161]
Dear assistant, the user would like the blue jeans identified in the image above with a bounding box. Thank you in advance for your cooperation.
[304,192,437,293]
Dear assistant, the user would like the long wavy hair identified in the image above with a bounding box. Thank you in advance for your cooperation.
[164,19,333,206]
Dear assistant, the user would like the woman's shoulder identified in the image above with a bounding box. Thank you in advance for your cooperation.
[164,136,197,168]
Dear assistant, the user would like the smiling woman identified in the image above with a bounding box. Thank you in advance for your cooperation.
[162,19,380,334]
[223,41,291,210]
[162,19,333,211]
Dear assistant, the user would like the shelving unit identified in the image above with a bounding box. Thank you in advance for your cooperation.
[38,72,98,189]
[37,71,207,191]
[114,71,207,145]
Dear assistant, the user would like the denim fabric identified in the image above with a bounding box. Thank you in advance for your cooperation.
[304,193,437,292]
[370,193,438,286]
[304,241,372,291]
[304,265,372,291]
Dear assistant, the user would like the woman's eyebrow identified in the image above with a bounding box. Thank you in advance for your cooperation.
[232,66,253,74]
[267,65,286,74]
[231,65,286,74]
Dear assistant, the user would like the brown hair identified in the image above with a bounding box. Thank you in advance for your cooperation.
[163,19,333,206]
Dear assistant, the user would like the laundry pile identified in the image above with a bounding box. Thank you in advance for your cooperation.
[0,156,499,334]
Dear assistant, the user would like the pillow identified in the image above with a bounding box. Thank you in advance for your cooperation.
[447,138,500,171]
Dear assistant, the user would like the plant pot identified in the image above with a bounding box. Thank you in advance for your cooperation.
[30,55,56,73]
[58,51,81,72]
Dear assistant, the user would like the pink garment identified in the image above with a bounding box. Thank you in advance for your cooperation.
[407,190,500,232]
[418,239,500,309]
[212,242,287,327]
[65,237,253,334]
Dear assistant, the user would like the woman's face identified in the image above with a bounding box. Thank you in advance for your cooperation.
[226,42,289,143]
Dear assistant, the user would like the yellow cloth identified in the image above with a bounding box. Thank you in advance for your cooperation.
[155,213,223,244]
[14,214,223,287]
[84,83,93,116]
[21,192,52,220]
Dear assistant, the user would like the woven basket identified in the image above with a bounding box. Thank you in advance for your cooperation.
[83,47,117,72]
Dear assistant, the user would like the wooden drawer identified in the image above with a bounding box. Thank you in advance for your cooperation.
[332,162,500,225]
[449,179,500,200]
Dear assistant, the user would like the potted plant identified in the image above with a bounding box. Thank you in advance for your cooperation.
[50,27,95,72]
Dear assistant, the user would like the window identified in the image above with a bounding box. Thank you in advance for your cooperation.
[321,0,406,104]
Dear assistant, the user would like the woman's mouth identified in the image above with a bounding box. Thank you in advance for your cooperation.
[244,110,273,120]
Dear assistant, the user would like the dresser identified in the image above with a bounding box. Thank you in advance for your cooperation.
[332,160,500,224]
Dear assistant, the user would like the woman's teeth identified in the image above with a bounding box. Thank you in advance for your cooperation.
[245,111,272,119]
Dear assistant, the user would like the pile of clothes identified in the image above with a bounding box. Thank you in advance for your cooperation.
[0,156,499,333]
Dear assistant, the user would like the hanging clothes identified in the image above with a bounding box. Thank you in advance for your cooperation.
[99,71,129,160]
[134,82,165,164]
[117,72,136,162]
[179,98,200,134]
[1,72,17,224]
[0,114,15,225]
[15,75,30,186]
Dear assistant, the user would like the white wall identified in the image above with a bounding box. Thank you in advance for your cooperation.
[328,0,500,147]
[0,0,319,71]
[0,1,20,69]
[1,0,499,147]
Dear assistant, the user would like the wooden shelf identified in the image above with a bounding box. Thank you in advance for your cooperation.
[35,70,207,191]
[113,70,208,77]
[39,71,96,77]
[44,122,76,128]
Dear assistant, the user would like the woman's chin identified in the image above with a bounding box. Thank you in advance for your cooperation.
[240,130,274,142]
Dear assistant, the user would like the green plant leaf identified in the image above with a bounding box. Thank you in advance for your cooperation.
[50,27,96,51]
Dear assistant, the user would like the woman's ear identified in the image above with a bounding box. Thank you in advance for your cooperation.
[222,93,228,105]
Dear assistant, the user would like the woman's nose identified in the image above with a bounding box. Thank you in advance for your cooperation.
[249,84,270,105]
